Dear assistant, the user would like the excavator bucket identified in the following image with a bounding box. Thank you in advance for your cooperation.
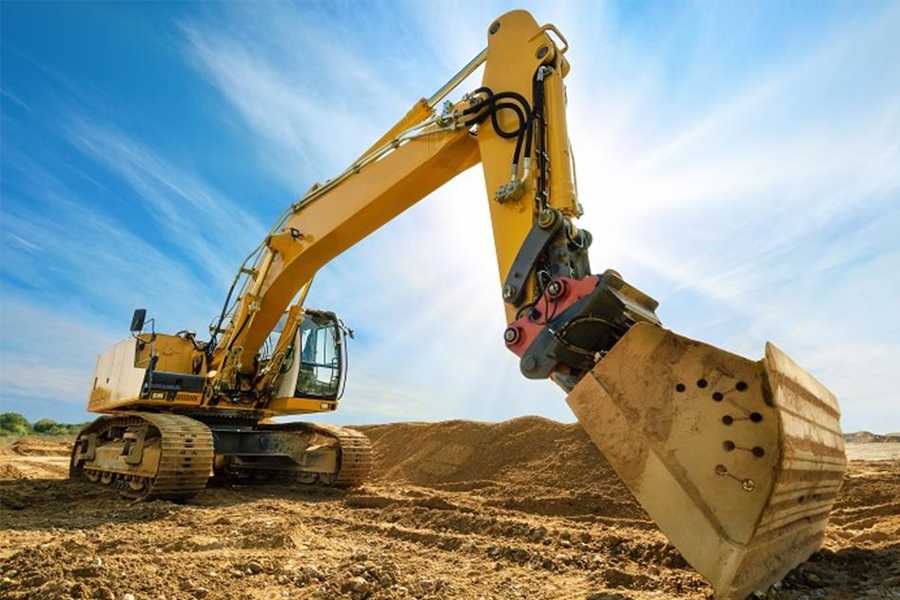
[566,323,846,599]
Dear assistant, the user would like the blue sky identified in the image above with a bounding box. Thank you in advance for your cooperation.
[1,2,898,432]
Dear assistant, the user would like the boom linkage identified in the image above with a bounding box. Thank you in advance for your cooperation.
[206,10,657,406]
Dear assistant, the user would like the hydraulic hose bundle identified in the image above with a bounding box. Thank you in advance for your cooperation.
[461,66,551,207]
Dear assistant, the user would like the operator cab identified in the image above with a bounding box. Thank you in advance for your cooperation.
[295,311,347,399]
[275,310,349,401]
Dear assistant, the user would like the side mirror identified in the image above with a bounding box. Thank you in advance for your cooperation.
[130,309,147,333]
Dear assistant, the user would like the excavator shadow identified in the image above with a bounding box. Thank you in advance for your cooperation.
[0,476,354,533]
[777,544,900,596]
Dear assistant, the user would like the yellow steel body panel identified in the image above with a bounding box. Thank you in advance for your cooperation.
[477,10,568,322]
[226,128,480,372]
[134,333,201,374]
[89,334,205,413]
[265,396,337,416]
[90,391,204,414]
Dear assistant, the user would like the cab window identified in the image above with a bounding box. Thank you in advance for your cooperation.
[295,314,345,399]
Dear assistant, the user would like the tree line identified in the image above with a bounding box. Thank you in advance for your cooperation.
[0,412,89,436]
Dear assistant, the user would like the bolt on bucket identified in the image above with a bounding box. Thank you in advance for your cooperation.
[566,322,847,599]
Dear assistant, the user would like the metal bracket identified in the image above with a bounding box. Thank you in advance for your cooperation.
[502,210,564,305]
[78,433,98,462]
[530,23,569,55]
[517,270,661,381]
[123,427,148,465]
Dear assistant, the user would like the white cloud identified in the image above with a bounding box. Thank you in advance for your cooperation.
[3,2,897,433]
[0,293,120,419]
[174,2,900,432]
[2,157,217,332]
[66,119,265,285]
[179,4,417,191]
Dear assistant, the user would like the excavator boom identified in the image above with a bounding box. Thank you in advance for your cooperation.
[74,10,846,598]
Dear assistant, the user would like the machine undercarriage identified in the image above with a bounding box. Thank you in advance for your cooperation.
[70,412,371,500]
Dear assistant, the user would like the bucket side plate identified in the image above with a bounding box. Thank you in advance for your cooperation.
[566,323,846,598]
[728,343,847,596]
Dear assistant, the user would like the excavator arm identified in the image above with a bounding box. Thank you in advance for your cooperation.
[87,11,847,599]
[209,11,659,407]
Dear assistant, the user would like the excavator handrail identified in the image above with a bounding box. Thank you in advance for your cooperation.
[530,23,569,55]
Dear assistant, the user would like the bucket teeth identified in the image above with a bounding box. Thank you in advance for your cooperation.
[566,322,847,599]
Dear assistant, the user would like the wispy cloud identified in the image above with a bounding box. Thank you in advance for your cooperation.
[3,149,215,329]
[179,4,416,190]
[0,293,118,407]
[66,119,265,286]
[2,2,897,432]
[1,127,258,418]
[1,86,32,112]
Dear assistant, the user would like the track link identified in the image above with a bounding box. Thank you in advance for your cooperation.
[236,422,373,488]
[306,423,373,487]
[71,412,214,501]
[141,413,215,500]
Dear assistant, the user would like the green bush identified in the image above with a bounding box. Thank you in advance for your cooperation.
[0,412,89,436]
[32,418,59,433]
[0,412,31,436]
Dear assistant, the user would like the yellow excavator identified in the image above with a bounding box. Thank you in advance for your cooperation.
[70,10,847,599]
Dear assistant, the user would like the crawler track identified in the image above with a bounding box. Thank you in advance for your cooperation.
[70,414,371,500]
[308,423,373,487]
[255,422,373,487]
[70,412,214,501]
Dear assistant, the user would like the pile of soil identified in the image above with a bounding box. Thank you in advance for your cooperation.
[2,437,73,457]
[362,417,617,489]
[360,417,645,520]
[1,419,898,600]
[843,431,900,444]
[0,437,71,480]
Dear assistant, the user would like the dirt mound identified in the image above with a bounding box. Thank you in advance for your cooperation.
[1,437,73,457]
[0,437,72,483]
[1,421,898,600]
[361,416,617,489]
[844,431,900,444]
[359,417,644,520]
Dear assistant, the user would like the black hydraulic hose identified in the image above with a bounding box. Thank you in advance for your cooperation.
[207,275,240,362]
[464,73,547,177]
[531,68,548,208]
[223,311,250,355]
[524,70,545,164]
[462,87,532,168]
[463,97,528,138]
[462,88,531,129]
[494,100,527,166]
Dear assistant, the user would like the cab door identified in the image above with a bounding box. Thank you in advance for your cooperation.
[272,310,348,411]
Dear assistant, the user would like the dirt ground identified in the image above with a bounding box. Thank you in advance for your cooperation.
[1,417,898,600]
